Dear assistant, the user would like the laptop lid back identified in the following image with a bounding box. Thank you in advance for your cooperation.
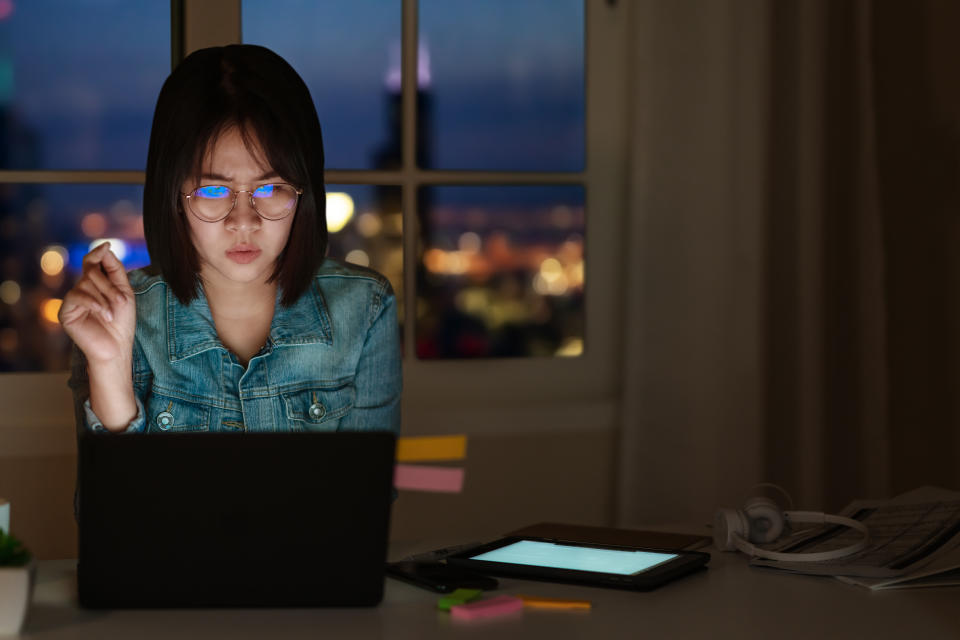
[78,431,396,608]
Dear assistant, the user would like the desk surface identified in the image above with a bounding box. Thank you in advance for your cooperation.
[19,549,960,639]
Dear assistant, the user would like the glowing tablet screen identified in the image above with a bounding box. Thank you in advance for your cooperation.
[468,540,678,576]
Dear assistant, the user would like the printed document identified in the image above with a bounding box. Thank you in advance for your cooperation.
[750,486,960,589]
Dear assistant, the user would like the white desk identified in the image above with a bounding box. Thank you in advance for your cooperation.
[19,550,960,639]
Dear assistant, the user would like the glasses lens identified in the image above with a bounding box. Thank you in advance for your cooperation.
[252,183,299,219]
[191,185,233,220]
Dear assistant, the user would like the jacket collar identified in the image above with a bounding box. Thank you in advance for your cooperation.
[167,278,332,362]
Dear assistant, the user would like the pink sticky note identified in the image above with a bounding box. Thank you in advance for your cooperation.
[394,464,465,493]
[450,595,524,621]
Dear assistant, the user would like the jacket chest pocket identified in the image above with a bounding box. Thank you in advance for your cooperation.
[281,381,355,432]
[146,394,211,433]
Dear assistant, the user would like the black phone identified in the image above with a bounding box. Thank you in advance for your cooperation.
[385,561,499,593]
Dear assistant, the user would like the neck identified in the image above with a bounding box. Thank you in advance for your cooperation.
[200,271,277,320]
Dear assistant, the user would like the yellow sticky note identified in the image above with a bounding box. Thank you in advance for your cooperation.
[396,435,467,462]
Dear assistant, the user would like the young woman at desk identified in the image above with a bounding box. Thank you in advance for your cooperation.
[60,45,401,435]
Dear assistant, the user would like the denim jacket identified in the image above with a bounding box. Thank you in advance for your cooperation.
[68,258,402,436]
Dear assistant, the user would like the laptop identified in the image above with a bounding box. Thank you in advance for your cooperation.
[77,430,396,608]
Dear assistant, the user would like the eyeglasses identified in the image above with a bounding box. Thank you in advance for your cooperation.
[181,183,303,222]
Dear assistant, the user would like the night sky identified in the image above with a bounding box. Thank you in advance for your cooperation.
[2,0,583,172]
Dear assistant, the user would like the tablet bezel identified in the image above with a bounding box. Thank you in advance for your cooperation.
[445,536,710,591]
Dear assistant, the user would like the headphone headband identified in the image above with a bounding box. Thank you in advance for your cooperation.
[714,503,870,563]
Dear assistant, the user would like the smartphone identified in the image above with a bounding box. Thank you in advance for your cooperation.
[385,561,499,593]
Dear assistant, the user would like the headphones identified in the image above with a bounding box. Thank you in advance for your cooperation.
[713,496,870,562]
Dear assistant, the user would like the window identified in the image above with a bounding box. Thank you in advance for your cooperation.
[0,0,628,435]
[244,0,586,358]
[0,1,168,371]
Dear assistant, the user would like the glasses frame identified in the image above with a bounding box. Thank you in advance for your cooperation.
[181,183,304,223]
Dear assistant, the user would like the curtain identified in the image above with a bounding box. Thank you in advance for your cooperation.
[872,0,960,495]
[616,0,960,527]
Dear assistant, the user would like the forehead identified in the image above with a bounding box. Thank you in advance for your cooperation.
[199,125,272,175]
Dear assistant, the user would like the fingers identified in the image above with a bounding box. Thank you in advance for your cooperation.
[85,260,126,307]
[81,241,113,271]
[76,273,115,320]
[90,243,133,293]
[59,288,113,325]
[81,242,132,300]
[74,242,134,317]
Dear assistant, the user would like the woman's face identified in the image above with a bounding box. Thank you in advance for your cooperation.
[181,126,295,291]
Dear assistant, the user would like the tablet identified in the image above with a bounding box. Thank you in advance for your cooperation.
[446,536,710,591]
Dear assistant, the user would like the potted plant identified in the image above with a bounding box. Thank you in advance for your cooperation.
[0,530,33,635]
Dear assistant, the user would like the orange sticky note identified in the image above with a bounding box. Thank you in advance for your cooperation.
[516,595,592,610]
[396,435,467,462]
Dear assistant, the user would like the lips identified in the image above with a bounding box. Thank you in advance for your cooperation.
[225,245,262,264]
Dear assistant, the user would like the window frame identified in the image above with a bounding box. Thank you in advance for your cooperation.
[0,0,630,438]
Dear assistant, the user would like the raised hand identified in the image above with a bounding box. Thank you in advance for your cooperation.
[58,242,136,365]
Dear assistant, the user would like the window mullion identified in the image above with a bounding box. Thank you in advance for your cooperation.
[183,0,241,55]
[171,0,185,69]
[401,0,419,359]
[325,170,585,185]
[0,171,145,184]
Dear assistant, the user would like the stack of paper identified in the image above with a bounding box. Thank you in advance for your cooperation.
[750,486,960,589]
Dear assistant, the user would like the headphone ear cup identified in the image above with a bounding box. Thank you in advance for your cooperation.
[742,497,785,544]
[713,508,751,551]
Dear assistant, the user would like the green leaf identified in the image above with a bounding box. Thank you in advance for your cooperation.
[0,530,32,567]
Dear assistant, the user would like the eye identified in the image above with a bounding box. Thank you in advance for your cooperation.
[195,185,231,199]
[252,184,276,198]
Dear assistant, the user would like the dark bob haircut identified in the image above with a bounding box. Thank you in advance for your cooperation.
[143,44,326,307]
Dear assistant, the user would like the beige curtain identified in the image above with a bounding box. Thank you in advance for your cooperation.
[761,0,890,511]
[616,0,960,527]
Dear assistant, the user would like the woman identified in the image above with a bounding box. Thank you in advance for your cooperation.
[61,45,401,435]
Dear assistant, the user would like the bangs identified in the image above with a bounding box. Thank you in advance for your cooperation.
[188,114,306,190]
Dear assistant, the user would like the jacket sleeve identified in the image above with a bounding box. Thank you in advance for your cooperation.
[68,343,147,435]
[338,278,402,435]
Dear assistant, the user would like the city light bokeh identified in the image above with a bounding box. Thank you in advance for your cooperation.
[325,192,355,233]
[0,185,148,370]
[0,183,405,370]
[325,184,404,331]
[417,185,585,358]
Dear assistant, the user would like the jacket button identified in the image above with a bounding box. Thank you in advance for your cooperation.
[308,403,325,420]
[157,411,174,430]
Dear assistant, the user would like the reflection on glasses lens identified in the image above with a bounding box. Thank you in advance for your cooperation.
[196,185,231,199]
[188,183,299,221]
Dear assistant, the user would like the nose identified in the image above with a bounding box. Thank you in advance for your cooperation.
[224,191,262,231]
